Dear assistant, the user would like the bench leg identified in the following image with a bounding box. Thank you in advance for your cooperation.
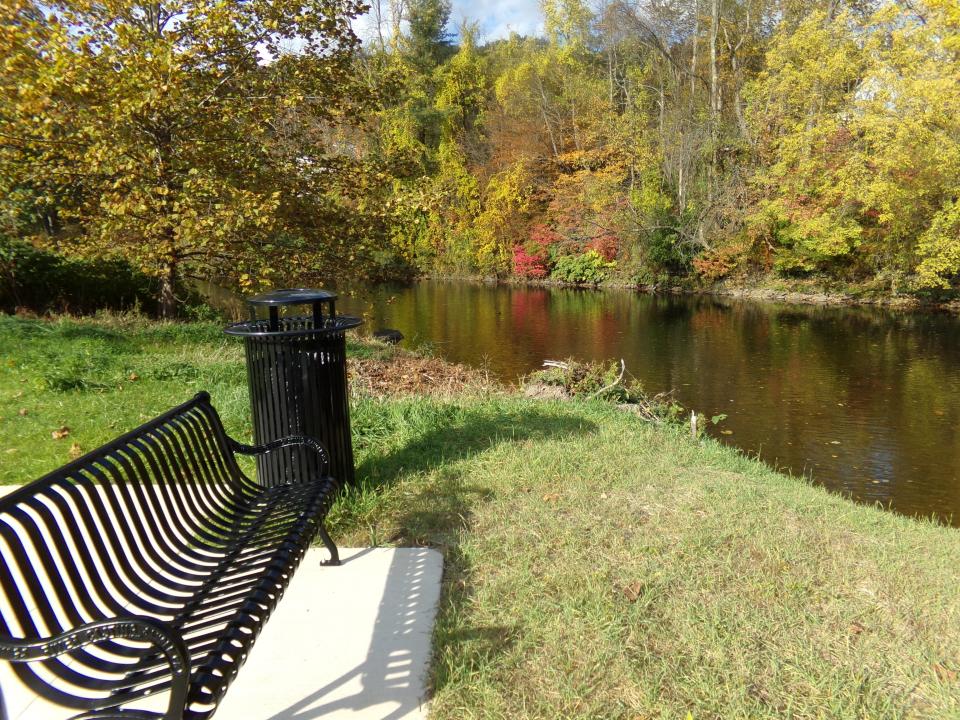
[318,521,340,566]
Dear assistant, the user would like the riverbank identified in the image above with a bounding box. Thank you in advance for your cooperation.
[3,315,960,717]
[705,276,959,312]
[425,273,960,313]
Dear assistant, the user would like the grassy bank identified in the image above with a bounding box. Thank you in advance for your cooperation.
[3,316,960,718]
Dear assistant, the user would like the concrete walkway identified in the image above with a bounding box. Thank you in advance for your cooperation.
[0,547,444,720]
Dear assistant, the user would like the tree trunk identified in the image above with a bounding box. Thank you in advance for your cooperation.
[374,0,386,52]
[732,63,749,142]
[658,71,665,141]
[536,76,560,158]
[159,262,177,320]
[571,102,581,152]
[723,21,750,145]
[389,0,405,49]
[710,0,720,122]
[685,1,698,211]
[708,0,721,204]
[690,2,699,99]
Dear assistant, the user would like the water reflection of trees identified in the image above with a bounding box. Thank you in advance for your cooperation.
[360,281,960,524]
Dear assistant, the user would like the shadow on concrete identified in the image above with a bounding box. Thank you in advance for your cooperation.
[270,404,597,719]
[264,548,440,720]
[335,405,596,717]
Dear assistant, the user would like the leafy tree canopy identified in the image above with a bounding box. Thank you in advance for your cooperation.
[0,0,376,316]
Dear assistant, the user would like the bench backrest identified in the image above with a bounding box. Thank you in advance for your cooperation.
[0,391,255,710]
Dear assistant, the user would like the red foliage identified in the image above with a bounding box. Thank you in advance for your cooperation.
[512,245,549,279]
[529,223,562,249]
[587,231,619,261]
[691,243,745,281]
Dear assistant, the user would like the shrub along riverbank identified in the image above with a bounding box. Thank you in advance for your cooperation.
[2,315,960,717]
[429,272,960,313]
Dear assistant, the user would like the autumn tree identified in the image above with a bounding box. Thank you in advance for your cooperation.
[404,0,454,73]
[746,0,960,288]
[0,0,370,317]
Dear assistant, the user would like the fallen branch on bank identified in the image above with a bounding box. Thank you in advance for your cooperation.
[588,359,626,400]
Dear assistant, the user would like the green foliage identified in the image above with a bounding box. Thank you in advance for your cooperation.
[550,250,615,284]
[404,0,454,73]
[746,2,960,287]
[524,358,685,420]
[373,0,960,297]
[0,236,156,315]
[4,0,959,297]
[435,26,486,138]
[475,161,535,275]
[527,358,624,397]
[378,105,434,176]
[915,200,960,290]
[646,218,694,276]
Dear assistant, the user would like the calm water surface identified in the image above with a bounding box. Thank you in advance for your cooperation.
[340,281,960,525]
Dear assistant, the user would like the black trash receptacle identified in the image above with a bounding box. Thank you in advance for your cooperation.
[225,288,362,487]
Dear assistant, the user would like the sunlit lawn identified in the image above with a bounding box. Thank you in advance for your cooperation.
[3,315,960,718]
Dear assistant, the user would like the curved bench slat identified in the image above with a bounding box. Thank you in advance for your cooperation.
[0,392,339,720]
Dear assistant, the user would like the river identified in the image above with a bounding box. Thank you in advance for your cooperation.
[338,280,960,525]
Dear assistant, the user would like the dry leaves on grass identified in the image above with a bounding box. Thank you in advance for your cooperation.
[934,663,957,683]
[51,426,70,440]
[349,354,497,398]
[622,581,644,603]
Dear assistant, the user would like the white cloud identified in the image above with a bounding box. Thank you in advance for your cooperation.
[450,0,543,41]
[352,0,543,45]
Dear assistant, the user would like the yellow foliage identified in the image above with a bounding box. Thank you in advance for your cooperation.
[0,0,370,313]
[475,161,535,274]
[746,1,960,281]
[915,201,960,289]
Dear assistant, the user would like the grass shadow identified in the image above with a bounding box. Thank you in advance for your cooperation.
[342,399,598,703]
[56,324,132,347]
[346,401,596,544]
[354,402,594,490]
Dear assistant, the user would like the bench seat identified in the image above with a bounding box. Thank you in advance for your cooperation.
[0,392,340,720]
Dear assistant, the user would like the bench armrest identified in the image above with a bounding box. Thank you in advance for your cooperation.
[228,435,330,477]
[0,616,189,720]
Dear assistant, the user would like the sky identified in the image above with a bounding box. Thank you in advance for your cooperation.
[449,0,543,40]
[353,0,544,45]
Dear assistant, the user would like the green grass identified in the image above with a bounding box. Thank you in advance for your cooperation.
[0,314,253,480]
[4,315,960,718]
[342,396,960,719]
[0,314,396,481]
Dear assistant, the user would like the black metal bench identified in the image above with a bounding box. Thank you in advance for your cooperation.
[0,392,340,720]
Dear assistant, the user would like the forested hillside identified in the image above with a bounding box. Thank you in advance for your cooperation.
[362,0,960,293]
[2,0,959,312]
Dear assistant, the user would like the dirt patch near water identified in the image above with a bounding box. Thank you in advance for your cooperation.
[348,352,500,398]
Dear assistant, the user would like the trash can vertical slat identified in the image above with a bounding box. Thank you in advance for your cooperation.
[225,288,361,487]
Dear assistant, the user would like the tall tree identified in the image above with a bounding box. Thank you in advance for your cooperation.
[745,0,960,286]
[0,0,369,317]
[404,0,453,73]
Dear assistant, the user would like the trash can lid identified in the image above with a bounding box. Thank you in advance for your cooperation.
[246,288,337,306]
[223,314,362,338]
[224,286,361,338]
